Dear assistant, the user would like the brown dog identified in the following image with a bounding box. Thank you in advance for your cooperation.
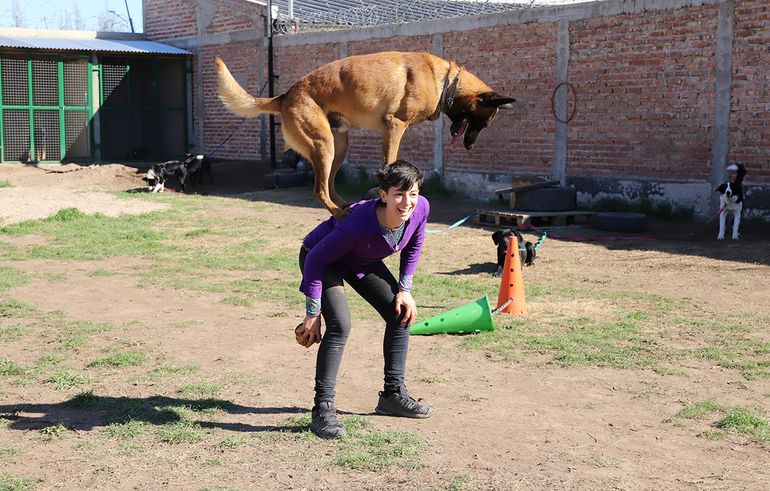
[215,51,514,219]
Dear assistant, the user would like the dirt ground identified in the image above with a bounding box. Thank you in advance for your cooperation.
[1,163,769,490]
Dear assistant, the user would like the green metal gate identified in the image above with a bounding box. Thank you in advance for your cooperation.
[0,54,92,162]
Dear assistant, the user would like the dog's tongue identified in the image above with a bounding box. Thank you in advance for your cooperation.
[450,119,468,145]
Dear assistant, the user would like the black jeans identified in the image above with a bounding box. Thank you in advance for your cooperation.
[299,247,410,405]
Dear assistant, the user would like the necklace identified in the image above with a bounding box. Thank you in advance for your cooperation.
[380,221,406,251]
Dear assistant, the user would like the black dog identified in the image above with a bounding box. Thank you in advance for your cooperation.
[492,229,536,276]
[146,160,188,193]
[184,153,214,188]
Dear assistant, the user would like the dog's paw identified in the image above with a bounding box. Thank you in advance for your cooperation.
[732,234,739,240]
[492,266,503,277]
[716,235,724,240]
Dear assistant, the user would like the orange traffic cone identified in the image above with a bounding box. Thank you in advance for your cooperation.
[496,234,527,315]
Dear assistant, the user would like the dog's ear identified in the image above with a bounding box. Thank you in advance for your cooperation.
[479,92,516,109]
[492,230,503,245]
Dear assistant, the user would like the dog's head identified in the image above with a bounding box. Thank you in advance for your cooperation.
[145,166,161,190]
[445,70,515,150]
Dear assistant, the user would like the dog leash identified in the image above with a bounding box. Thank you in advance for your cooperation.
[425,213,477,234]
[204,81,270,158]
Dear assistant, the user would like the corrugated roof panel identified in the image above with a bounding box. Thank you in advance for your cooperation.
[0,37,191,55]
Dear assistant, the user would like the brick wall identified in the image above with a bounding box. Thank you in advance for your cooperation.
[143,0,197,39]
[144,0,261,39]
[568,6,718,181]
[443,23,556,176]
[730,0,770,182]
[144,0,770,214]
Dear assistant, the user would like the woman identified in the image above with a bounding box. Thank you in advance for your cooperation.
[297,160,433,439]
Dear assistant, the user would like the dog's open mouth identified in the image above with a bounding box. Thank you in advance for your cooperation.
[450,119,468,145]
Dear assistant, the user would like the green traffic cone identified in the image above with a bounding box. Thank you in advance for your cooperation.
[410,295,495,335]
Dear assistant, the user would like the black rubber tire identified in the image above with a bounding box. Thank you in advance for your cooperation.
[515,186,576,212]
[592,212,649,232]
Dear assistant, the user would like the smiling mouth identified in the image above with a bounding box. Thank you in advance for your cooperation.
[450,119,469,145]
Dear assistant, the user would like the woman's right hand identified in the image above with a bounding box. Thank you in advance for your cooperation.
[296,315,322,348]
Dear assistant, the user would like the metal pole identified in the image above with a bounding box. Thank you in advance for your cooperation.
[123,0,135,33]
[266,0,277,169]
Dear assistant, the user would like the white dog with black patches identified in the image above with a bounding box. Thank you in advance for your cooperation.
[715,164,746,240]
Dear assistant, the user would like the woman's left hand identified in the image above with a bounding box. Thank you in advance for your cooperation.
[394,291,417,327]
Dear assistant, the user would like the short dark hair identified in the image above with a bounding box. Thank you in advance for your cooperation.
[376,160,424,192]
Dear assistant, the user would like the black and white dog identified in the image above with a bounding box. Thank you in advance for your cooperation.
[145,154,214,193]
[716,163,746,240]
[492,228,536,276]
[145,160,188,193]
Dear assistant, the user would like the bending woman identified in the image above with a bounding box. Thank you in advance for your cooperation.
[297,160,433,439]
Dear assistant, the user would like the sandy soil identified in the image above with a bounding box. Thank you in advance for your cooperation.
[1,163,769,490]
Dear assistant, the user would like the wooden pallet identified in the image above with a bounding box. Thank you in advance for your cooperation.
[474,209,595,228]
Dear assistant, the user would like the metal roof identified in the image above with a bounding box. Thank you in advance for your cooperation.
[0,36,191,55]
[268,0,533,27]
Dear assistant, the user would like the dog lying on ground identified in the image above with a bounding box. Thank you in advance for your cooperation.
[185,153,214,187]
[215,51,515,219]
[716,163,746,240]
[492,229,536,276]
[145,160,188,193]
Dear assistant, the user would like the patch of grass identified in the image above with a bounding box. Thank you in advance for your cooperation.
[0,473,40,491]
[0,447,22,461]
[216,437,248,450]
[1,208,172,261]
[0,358,28,377]
[221,296,253,307]
[103,420,146,440]
[717,407,770,442]
[696,339,770,380]
[0,266,29,292]
[66,391,101,409]
[0,325,30,342]
[46,369,93,390]
[89,269,117,277]
[156,421,205,444]
[676,400,725,420]
[136,364,201,381]
[697,430,726,440]
[0,299,38,318]
[0,180,11,188]
[333,428,427,470]
[88,350,146,368]
[39,424,69,440]
[176,383,225,398]
[417,376,443,384]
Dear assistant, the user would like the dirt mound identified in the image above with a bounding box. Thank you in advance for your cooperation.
[0,163,166,226]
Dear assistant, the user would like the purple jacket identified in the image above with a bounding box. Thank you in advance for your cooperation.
[300,196,430,299]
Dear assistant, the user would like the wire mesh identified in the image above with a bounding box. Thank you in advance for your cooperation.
[33,109,61,161]
[64,110,90,160]
[31,58,58,107]
[1,57,28,106]
[63,59,89,107]
[2,109,30,161]
[269,0,537,32]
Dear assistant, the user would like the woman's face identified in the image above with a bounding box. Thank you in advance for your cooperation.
[380,182,420,223]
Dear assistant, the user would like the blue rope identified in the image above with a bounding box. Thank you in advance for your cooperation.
[425,214,476,234]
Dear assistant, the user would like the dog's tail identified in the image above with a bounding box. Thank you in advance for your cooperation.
[215,57,282,117]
